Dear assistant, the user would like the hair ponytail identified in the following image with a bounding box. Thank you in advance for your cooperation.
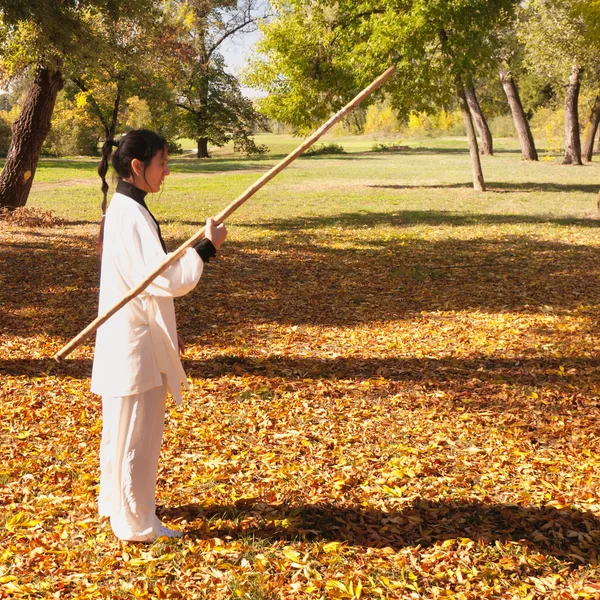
[97,139,120,252]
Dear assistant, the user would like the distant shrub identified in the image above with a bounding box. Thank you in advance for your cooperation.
[42,90,101,157]
[233,135,270,156]
[531,107,564,154]
[0,206,64,228]
[364,100,402,135]
[372,141,410,152]
[167,140,183,155]
[407,109,465,137]
[304,142,346,156]
[44,121,100,157]
[489,114,517,138]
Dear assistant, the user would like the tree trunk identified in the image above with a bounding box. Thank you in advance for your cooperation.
[0,63,64,209]
[197,138,209,158]
[104,85,121,143]
[582,93,600,162]
[456,81,485,191]
[563,65,583,166]
[499,61,538,161]
[465,84,493,156]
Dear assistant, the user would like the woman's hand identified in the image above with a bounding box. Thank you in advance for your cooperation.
[177,333,185,355]
[205,217,227,249]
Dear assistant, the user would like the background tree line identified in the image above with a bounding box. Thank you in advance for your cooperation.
[1,0,600,208]
[0,0,268,209]
[243,0,600,191]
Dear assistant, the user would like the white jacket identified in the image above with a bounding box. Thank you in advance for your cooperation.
[91,191,203,404]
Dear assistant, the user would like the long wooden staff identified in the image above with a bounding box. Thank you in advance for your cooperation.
[54,64,397,361]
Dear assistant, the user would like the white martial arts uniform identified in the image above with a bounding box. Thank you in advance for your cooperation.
[91,182,204,541]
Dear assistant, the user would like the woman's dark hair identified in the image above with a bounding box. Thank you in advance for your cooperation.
[97,129,167,251]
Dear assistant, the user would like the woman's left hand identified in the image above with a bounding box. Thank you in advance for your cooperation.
[177,333,185,355]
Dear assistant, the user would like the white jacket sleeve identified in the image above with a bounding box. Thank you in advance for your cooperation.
[118,208,204,298]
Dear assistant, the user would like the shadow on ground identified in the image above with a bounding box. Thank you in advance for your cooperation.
[369,181,600,195]
[159,499,600,564]
[3,354,600,389]
[2,225,600,340]
[223,209,600,229]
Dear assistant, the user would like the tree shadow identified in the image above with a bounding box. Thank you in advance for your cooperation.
[4,355,600,410]
[213,209,600,229]
[168,150,327,173]
[394,146,560,156]
[3,229,600,340]
[175,232,600,329]
[0,231,100,338]
[180,354,600,390]
[35,158,99,171]
[159,499,600,564]
[369,182,600,194]
[0,358,92,378]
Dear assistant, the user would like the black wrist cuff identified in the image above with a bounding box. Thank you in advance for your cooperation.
[194,238,217,263]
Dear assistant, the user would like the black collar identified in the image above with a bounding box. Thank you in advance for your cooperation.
[116,179,167,253]
[116,179,148,204]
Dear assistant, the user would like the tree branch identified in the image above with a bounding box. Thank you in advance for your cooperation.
[208,17,257,58]
[175,102,198,115]
[71,77,110,134]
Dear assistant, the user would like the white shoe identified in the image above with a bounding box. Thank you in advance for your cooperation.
[156,524,183,539]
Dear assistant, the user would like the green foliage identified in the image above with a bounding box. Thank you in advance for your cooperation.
[517,0,598,84]
[574,0,600,41]
[66,6,174,141]
[245,0,519,133]
[42,90,101,156]
[0,0,157,81]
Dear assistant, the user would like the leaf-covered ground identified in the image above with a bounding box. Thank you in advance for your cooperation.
[1,137,600,598]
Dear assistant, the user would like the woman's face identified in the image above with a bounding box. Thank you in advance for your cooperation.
[133,148,170,193]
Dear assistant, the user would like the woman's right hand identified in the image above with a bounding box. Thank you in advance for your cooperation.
[205,217,227,249]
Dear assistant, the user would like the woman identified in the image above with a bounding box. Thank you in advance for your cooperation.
[91,130,226,541]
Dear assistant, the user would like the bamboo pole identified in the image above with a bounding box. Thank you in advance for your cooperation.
[54,64,397,361]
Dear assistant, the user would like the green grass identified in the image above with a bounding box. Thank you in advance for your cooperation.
[24,133,600,232]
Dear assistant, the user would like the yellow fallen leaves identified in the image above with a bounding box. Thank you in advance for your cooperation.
[2,219,600,599]
[4,512,42,532]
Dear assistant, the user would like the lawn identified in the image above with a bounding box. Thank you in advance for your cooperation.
[1,133,599,599]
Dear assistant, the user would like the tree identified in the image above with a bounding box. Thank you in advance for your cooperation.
[574,2,600,161]
[245,0,518,191]
[465,82,493,156]
[499,59,538,161]
[0,0,153,209]
[518,0,600,165]
[581,92,600,162]
[456,81,486,189]
[492,20,540,161]
[70,6,175,146]
[168,0,269,158]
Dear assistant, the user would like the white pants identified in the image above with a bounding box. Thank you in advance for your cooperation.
[98,379,167,541]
